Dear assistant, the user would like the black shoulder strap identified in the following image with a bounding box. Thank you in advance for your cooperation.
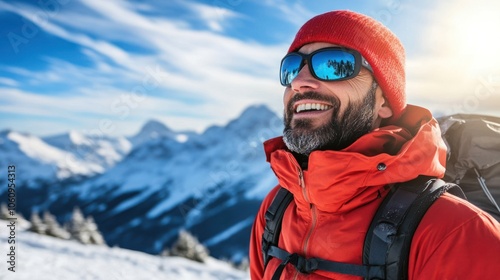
[262,187,293,267]
[363,177,465,280]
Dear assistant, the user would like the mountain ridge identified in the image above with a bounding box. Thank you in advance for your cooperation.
[0,104,283,262]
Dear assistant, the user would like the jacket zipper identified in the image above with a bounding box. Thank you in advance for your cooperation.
[292,167,318,280]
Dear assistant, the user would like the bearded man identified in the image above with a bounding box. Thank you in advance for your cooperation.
[249,10,500,280]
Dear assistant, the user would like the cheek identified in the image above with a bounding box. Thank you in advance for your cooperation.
[283,88,292,106]
[343,80,368,100]
[324,83,352,111]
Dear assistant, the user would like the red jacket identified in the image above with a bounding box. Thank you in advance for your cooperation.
[250,105,500,279]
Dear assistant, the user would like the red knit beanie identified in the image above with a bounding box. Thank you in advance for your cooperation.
[288,10,406,120]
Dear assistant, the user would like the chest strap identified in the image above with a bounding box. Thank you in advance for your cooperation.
[267,245,385,280]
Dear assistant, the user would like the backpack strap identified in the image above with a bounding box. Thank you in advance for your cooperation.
[363,176,465,280]
[262,187,293,268]
[473,168,500,214]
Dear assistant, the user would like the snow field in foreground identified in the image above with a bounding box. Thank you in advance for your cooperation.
[0,220,249,280]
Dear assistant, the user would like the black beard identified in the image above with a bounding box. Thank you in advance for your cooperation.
[283,84,377,155]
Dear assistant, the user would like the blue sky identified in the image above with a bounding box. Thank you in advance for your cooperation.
[1,0,500,137]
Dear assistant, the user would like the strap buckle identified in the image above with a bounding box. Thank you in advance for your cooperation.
[286,254,319,274]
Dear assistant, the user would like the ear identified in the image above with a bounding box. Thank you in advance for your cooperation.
[378,99,393,119]
[377,96,393,119]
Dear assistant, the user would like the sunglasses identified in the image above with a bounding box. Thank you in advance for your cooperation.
[279,47,373,86]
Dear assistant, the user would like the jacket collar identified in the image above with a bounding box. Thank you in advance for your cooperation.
[264,105,447,213]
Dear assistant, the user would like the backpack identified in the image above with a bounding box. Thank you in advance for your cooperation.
[439,114,500,221]
[261,114,500,280]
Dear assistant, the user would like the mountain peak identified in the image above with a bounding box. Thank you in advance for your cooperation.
[129,120,177,147]
[199,104,282,145]
[0,129,13,138]
[140,120,173,134]
[227,104,282,136]
[239,104,277,120]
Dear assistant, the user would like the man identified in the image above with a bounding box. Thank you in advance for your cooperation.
[249,10,500,279]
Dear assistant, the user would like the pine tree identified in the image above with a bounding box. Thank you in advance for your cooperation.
[66,207,91,244]
[43,211,71,240]
[29,212,47,234]
[85,216,106,245]
[65,207,106,246]
[170,230,209,263]
[1,204,27,224]
[0,203,9,220]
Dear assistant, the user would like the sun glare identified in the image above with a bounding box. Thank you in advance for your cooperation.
[450,8,500,74]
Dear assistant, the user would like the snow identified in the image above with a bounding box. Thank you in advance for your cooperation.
[176,134,189,143]
[244,171,278,200]
[68,130,88,146]
[6,132,103,179]
[8,132,65,163]
[204,217,254,247]
[44,131,132,170]
[110,188,157,215]
[0,220,249,280]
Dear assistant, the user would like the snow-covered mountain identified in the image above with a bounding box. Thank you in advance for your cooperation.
[43,130,132,171]
[1,105,283,262]
[0,130,105,185]
[0,220,248,280]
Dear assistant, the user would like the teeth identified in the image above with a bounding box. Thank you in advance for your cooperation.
[296,103,331,113]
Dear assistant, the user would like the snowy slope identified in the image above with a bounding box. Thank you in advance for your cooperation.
[0,221,248,280]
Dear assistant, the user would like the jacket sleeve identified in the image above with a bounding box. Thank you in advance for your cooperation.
[249,186,281,280]
[409,193,500,279]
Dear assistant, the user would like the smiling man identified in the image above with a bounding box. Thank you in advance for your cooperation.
[249,10,500,280]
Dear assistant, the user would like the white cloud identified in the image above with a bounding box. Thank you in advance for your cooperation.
[0,0,294,136]
[181,1,241,32]
[0,77,18,87]
[260,0,315,27]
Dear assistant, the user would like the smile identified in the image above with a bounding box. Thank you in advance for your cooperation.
[295,103,333,113]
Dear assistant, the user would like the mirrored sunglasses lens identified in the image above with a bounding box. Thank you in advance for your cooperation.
[311,50,356,80]
[280,54,302,85]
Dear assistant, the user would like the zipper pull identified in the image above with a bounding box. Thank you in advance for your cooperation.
[298,168,305,188]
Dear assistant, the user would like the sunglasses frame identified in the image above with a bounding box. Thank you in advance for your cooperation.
[280,47,373,86]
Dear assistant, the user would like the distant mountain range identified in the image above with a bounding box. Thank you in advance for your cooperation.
[0,105,283,262]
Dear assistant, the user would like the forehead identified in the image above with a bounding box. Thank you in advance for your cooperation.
[297,42,341,54]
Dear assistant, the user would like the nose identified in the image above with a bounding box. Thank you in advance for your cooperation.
[290,63,321,93]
